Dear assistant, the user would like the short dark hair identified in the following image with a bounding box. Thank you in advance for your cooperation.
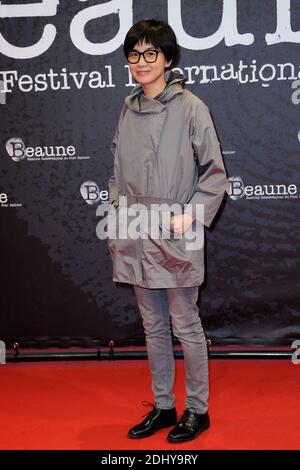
[123,19,180,70]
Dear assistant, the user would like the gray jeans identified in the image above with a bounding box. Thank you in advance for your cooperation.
[133,285,209,414]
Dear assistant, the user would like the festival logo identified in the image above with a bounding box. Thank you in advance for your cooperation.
[5,137,90,162]
[80,181,108,205]
[227,176,298,200]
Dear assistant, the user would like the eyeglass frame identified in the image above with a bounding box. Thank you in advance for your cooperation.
[127,48,164,64]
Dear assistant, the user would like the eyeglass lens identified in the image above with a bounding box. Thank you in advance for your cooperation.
[128,50,159,63]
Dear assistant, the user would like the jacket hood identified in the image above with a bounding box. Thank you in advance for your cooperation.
[124,70,186,114]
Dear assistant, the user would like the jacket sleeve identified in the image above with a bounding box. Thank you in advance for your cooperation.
[187,102,228,228]
[108,103,127,205]
[110,102,127,158]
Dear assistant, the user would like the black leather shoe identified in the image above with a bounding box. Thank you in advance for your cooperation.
[128,403,177,439]
[167,409,210,443]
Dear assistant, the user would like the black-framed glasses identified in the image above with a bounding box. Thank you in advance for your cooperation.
[127,49,163,64]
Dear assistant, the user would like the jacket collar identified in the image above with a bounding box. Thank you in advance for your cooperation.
[125,70,186,114]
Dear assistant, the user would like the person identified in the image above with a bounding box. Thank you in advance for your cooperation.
[107,18,228,443]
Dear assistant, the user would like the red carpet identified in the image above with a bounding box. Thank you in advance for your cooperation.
[0,359,299,450]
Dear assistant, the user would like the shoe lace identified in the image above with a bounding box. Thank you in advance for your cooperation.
[141,400,157,418]
[177,409,189,421]
[177,409,194,427]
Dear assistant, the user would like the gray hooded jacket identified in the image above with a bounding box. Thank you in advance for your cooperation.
[107,70,228,288]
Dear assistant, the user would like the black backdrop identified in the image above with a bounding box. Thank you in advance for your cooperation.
[1,0,299,348]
